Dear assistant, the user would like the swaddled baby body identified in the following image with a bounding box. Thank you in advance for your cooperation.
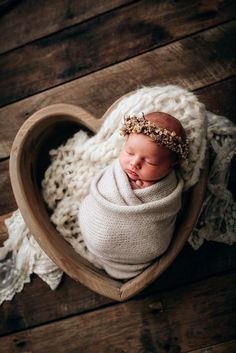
[79,112,188,279]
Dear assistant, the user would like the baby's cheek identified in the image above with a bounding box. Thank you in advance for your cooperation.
[145,166,162,180]
[119,153,127,171]
[148,169,158,179]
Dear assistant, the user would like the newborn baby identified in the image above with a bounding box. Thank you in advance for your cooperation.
[79,112,188,279]
[120,112,187,189]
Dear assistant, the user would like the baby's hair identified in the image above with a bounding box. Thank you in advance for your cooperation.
[145,112,187,141]
[145,112,187,162]
[120,111,188,160]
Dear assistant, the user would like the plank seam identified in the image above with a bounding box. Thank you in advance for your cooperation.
[0,0,140,56]
[0,18,235,109]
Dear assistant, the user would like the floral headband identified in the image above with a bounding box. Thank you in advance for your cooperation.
[120,115,189,160]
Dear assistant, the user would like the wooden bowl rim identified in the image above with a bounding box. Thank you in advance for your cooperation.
[9,102,208,301]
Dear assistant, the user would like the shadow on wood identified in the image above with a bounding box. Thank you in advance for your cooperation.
[9,102,208,301]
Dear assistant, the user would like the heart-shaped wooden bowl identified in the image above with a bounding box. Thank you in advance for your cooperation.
[9,102,208,301]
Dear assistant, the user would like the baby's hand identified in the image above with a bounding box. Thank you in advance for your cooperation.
[131,179,156,189]
[139,180,156,188]
[135,180,144,188]
[130,179,142,189]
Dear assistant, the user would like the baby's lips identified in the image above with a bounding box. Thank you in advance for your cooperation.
[127,169,138,177]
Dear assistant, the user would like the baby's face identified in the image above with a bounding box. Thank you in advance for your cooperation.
[119,133,175,183]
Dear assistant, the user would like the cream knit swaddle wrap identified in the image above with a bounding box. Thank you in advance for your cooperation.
[79,159,184,279]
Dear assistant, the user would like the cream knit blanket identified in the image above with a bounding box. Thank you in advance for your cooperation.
[1,85,235,305]
[79,159,184,279]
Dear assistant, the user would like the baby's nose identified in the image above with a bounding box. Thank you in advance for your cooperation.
[131,156,141,168]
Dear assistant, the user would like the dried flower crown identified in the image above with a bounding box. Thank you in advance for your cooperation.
[120,114,189,160]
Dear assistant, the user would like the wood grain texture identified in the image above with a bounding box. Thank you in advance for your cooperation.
[161,272,236,352]
[0,77,235,214]
[0,275,113,337]
[0,0,18,16]
[0,23,236,159]
[0,294,169,353]
[196,77,236,199]
[196,76,236,123]
[186,340,236,353]
[0,212,10,246]
[0,272,235,352]
[1,221,235,336]
[0,2,235,107]
[0,159,17,214]
[0,0,133,54]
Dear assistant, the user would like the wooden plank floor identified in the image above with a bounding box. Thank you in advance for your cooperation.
[0,1,235,352]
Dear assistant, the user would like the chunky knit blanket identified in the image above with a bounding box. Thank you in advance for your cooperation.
[79,159,184,279]
[1,85,235,305]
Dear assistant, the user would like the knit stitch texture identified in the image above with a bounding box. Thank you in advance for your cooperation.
[79,159,183,279]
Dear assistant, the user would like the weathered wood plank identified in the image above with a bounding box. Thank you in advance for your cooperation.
[186,340,236,353]
[0,78,236,215]
[196,77,236,199]
[150,241,236,295]
[0,3,235,107]
[0,272,235,352]
[161,272,236,352]
[196,76,236,123]
[0,212,11,246]
[0,77,235,215]
[0,274,113,337]
[1,223,235,337]
[0,23,235,160]
[0,0,133,54]
[0,0,18,15]
[0,159,16,214]
[0,294,169,352]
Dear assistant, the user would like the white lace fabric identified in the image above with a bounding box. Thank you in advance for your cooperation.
[0,210,63,305]
[0,85,235,305]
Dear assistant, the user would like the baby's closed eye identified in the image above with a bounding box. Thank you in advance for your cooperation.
[145,160,159,166]
[125,149,134,155]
